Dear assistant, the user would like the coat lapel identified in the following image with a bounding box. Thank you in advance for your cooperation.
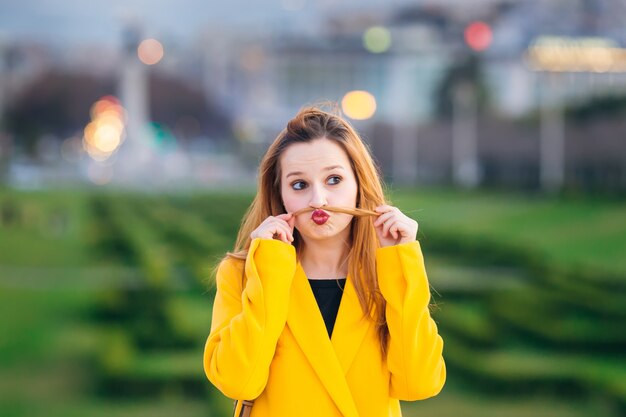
[286,263,371,417]
[331,271,372,375]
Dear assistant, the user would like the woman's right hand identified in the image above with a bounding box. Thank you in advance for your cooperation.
[250,213,295,244]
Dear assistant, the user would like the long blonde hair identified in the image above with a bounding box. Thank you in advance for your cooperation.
[224,104,389,353]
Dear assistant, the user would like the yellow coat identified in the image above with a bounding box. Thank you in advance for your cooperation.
[204,238,445,417]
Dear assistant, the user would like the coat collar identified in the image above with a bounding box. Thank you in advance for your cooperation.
[286,262,372,417]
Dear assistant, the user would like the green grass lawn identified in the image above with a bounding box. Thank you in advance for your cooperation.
[390,186,626,276]
[0,189,94,267]
[3,186,624,275]
[401,386,618,417]
[1,186,624,417]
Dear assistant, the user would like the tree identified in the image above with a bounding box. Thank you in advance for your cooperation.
[5,71,113,157]
[433,53,489,120]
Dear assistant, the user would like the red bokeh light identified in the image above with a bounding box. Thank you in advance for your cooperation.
[464,21,492,51]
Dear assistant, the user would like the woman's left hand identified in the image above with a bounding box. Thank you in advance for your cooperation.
[373,205,418,247]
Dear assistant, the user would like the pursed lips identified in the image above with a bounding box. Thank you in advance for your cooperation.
[311,209,330,225]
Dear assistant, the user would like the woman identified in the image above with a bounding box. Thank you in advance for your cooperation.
[203,106,445,417]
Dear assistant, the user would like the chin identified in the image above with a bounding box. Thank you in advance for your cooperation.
[300,223,351,242]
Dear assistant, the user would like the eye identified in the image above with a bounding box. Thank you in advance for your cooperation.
[328,175,342,185]
[291,180,307,190]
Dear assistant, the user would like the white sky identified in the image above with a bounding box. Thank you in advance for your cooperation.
[0,0,499,47]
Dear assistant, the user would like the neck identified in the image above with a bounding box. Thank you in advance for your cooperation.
[299,235,351,280]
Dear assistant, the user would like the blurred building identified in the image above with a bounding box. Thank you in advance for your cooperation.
[2,0,626,191]
[197,0,626,191]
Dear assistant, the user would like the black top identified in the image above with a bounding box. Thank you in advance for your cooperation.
[307,278,347,338]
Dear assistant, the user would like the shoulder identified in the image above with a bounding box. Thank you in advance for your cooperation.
[215,255,246,289]
[218,255,245,275]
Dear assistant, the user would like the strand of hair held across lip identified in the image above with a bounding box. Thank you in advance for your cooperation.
[292,206,379,217]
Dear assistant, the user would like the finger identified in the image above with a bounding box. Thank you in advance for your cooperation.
[383,218,403,239]
[374,205,394,214]
[280,229,291,244]
[390,221,409,240]
[274,223,294,242]
[376,212,399,231]
[276,213,293,221]
[283,225,295,242]
[272,228,289,243]
[280,220,295,241]
[373,211,389,227]
[257,220,278,240]
[273,216,295,234]
[275,213,295,229]
[382,218,394,238]
[390,224,399,240]
[373,211,396,227]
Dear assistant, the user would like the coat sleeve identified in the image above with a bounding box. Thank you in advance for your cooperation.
[203,238,297,400]
[376,240,446,401]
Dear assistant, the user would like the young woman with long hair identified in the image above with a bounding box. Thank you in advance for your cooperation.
[203,105,445,417]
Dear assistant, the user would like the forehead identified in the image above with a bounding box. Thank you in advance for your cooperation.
[280,138,351,174]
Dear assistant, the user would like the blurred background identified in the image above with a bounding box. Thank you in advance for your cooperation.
[0,0,625,416]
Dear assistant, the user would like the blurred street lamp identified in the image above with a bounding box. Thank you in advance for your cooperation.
[117,21,154,183]
[341,90,376,120]
[0,38,5,131]
[138,38,164,65]
[449,21,491,189]
[452,82,480,188]
[539,74,564,192]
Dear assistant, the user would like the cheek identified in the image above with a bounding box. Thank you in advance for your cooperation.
[281,191,301,213]
[342,180,359,205]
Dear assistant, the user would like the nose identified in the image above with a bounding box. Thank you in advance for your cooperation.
[309,184,328,209]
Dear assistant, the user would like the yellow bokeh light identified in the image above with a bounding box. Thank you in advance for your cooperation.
[363,26,391,54]
[83,138,112,161]
[138,38,164,65]
[83,95,127,161]
[90,96,123,119]
[341,90,377,120]
[84,121,97,143]
[96,114,124,135]
[96,107,126,124]
[93,124,122,153]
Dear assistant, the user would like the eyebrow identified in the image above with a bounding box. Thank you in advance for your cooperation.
[286,165,345,179]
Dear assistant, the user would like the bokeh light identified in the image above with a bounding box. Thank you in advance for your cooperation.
[82,96,126,161]
[137,38,164,65]
[464,21,492,52]
[2,4,626,417]
[525,36,626,72]
[149,122,177,152]
[363,26,392,53]
[341,90,377,120]
[90,95,124,119]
